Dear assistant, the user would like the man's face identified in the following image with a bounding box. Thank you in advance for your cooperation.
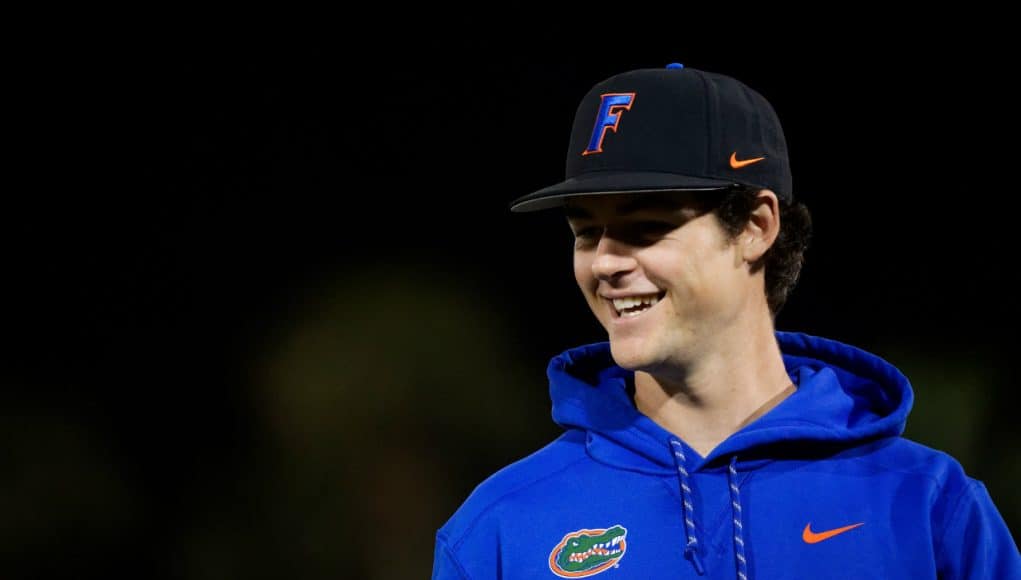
[566,191,753,373]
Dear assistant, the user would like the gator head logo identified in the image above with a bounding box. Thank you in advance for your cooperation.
[548,525,627,577]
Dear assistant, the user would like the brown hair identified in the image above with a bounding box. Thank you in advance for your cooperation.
[701,186,813,316]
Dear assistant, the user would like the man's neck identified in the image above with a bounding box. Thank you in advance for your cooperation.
[631,320,794,459]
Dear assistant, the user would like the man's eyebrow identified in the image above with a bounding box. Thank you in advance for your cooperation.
[563,205,593,220]
[564,194,696,220]
[615,195,691,214]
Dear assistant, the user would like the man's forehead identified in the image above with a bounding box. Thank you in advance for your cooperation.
[563,191,707,219]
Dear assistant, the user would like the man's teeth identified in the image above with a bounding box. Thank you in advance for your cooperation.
[612,294,661,317]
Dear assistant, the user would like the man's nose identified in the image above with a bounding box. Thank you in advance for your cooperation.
[591,235,638,281]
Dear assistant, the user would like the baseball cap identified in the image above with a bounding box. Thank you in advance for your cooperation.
[509,63,792,212]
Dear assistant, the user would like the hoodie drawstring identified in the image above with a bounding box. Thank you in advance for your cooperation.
[670,439,705,575]
[729,456,749,580]
[669,442,749,580]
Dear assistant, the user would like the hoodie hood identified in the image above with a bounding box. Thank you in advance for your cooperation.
[549,330,914,474]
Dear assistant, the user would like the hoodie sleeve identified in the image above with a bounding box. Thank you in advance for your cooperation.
[936,480,1021,579]
[432,534,472,580]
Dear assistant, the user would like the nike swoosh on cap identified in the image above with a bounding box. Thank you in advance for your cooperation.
[730,152,766,169]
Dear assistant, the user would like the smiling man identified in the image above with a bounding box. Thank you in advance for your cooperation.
[432,64,1019,579]
[564,188,799,462]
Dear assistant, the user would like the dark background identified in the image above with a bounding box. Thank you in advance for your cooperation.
[5,32,1018,578]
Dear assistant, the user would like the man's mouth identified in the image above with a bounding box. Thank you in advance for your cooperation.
[609,292,665,318]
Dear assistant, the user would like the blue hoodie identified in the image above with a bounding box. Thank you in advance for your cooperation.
[432,331,1020,579]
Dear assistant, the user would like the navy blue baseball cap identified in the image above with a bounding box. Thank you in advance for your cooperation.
[509,63,792,212]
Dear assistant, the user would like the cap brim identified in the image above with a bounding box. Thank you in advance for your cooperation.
[509,171,736,212]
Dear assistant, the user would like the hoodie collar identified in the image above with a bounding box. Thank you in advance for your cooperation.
[549,331,914,475]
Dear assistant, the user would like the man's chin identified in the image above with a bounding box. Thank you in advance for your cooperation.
[608,338,656,371]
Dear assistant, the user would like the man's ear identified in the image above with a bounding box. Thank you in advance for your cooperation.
[740,189,781,263]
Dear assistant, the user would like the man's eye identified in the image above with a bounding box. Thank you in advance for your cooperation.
[574,226,601,239]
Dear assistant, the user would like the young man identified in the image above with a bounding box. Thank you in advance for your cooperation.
[432,64,1019,579]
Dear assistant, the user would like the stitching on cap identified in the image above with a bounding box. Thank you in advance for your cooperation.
[694,69,715,178]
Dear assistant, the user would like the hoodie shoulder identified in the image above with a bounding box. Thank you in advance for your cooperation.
[852,436,979,499]
[436,429,588,549]
[876,438,1021,576]
[869,437,975,489]
[860,437,1005,539]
